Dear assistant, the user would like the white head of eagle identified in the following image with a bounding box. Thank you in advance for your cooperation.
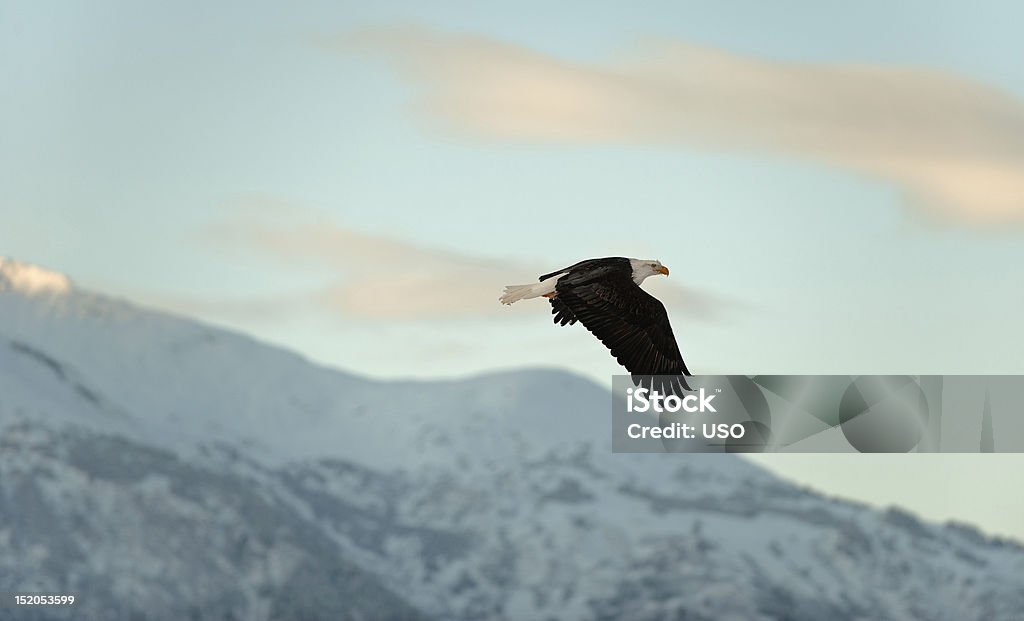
[499,256,690,382]
[627,258,670,285]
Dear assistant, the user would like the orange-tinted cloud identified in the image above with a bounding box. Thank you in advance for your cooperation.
[339,26,1024,225]
[198,202,722,321]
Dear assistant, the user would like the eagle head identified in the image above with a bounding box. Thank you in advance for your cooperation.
[629,258,670,284]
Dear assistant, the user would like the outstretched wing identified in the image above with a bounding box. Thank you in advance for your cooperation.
[549,297,578,326]
[555,268,690,378]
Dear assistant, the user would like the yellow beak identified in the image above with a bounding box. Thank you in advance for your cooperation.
[657,265,670,276]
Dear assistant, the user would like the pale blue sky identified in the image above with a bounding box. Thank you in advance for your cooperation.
[4,1,1024,384]
[5,1,1024,540]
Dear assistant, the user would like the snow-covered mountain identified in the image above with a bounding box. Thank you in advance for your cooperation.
[1,257,1022,621]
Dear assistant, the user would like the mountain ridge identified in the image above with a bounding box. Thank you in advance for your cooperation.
[1,259,1022,621]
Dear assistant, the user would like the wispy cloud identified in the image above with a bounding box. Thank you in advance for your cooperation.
[194,199,724,321]
[337,26,1024,225]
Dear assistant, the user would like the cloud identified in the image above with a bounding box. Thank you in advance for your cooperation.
[338,26,1024,225]
[198,203,724,321]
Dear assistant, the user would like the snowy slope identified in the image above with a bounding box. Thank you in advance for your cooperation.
[1,258,1023,621]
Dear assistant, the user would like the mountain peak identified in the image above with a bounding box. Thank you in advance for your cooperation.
[0,257,72,295]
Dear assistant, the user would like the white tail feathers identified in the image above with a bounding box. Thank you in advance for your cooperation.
[499,273,562,305]
[500,283,540,305]
[500,280,556,305]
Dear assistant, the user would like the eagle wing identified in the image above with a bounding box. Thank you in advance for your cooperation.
[549,297,578,326]
[555,267,690,378]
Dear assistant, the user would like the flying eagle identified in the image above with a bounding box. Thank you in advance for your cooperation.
[499,257,690,388]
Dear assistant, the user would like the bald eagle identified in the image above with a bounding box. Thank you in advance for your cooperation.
[500,257,690,389]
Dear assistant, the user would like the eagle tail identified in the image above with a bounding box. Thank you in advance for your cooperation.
[499,280,555,305]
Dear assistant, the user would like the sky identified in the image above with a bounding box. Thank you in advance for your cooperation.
[3,1,1024,540]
